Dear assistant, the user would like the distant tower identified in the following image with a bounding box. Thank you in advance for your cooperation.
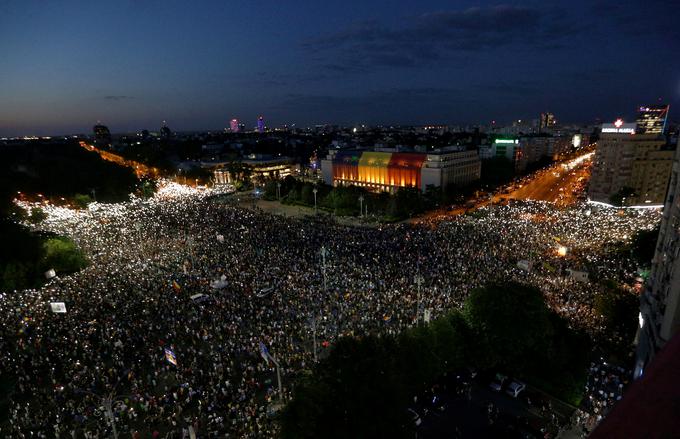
[230,118,240,133]
[539,112,556,132]
[636,104,669,135]
[257,116,265,133]
[160,120,172,139]
[93,122,112,147]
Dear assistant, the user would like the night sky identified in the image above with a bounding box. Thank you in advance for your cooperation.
[1,0,679,136]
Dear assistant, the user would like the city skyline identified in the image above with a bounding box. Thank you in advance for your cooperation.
[1,0,679,136]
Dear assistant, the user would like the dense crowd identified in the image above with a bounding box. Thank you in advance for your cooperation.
[571,359,629,436]
[0,182,660,437]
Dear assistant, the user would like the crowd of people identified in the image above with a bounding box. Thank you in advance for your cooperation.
[571,359,629,436]
[0,181,660,437]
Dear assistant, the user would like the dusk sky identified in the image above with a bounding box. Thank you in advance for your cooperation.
[1,0,679,136]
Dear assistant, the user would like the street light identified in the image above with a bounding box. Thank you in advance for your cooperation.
[313,188,318,214]
[359,195,364,218]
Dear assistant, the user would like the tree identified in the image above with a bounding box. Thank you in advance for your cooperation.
[480,157,515,186]
[41,237,88,273]
[609,186,636,207]
[464,282,554,373]
[138,179,157,199]
[73,193,93,209]
[630,226,659,268]
[28,207,48,224]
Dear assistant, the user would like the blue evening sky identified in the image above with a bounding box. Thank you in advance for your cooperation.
[1,0,678,135]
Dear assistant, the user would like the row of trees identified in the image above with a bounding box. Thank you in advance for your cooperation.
[0,220,88,291]
[281,282,591,438]
[262,177,478,221]
[0,140,139,204]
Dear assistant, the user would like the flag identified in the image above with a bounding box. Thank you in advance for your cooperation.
[172,280,181,292]
[164,348,178,366]
[259,342,270,365]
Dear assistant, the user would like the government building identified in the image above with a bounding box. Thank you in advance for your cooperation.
[320,147,481,192]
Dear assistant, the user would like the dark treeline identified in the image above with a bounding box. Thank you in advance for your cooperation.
[281,282,591,439]
[0,139,139,205]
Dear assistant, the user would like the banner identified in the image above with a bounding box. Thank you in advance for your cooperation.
[50,302,67,313]
[567,269,589,283]
[517,260,531,271]
[45,269,56,279]
[259,342,270,365]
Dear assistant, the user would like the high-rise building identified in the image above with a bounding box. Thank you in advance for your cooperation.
[636,104,670,135]
[636,136,680,378]
[93,123,111,147]
[230,118,239,133]
[160,121,172,140]
[539,112,557,132]
[257,116,265,133]
[588,118,674,205]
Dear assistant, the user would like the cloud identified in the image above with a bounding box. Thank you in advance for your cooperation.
[103,95,134,101]
[303,5,581,70]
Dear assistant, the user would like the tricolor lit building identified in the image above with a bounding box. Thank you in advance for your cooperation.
[321,147,481,192]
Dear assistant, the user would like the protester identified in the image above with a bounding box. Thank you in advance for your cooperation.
[1,181,659,437]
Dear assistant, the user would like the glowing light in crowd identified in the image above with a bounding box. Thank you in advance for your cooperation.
[557,246,567,257]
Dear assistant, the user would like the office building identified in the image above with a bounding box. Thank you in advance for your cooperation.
[539,112,557,132]
[320,147,480,192]
[230,119,239,133]
[257,116,265,133]
[208,154,298,184]
[636,104,669,135]
[589,119,674,205]
[636,137,680,378]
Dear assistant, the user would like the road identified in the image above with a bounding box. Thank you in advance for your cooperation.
[495,152,593,207]
[416,151,595,223]
[79,141,162,179]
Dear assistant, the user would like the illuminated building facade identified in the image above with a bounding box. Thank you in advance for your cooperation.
[636,104,669,135]
[257,116,265,133]
[636,137,680,378]
[208,155,297,184]
[321,148,480,192]
[539,112,557,132]
[230,118,239,133]
[589,119,674,205]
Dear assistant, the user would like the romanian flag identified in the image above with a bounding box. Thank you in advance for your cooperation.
[172,280,182,293]
[164,348,178,366]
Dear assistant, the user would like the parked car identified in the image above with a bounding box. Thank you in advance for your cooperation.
[506,380,526,398]
[489,373,508,391]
